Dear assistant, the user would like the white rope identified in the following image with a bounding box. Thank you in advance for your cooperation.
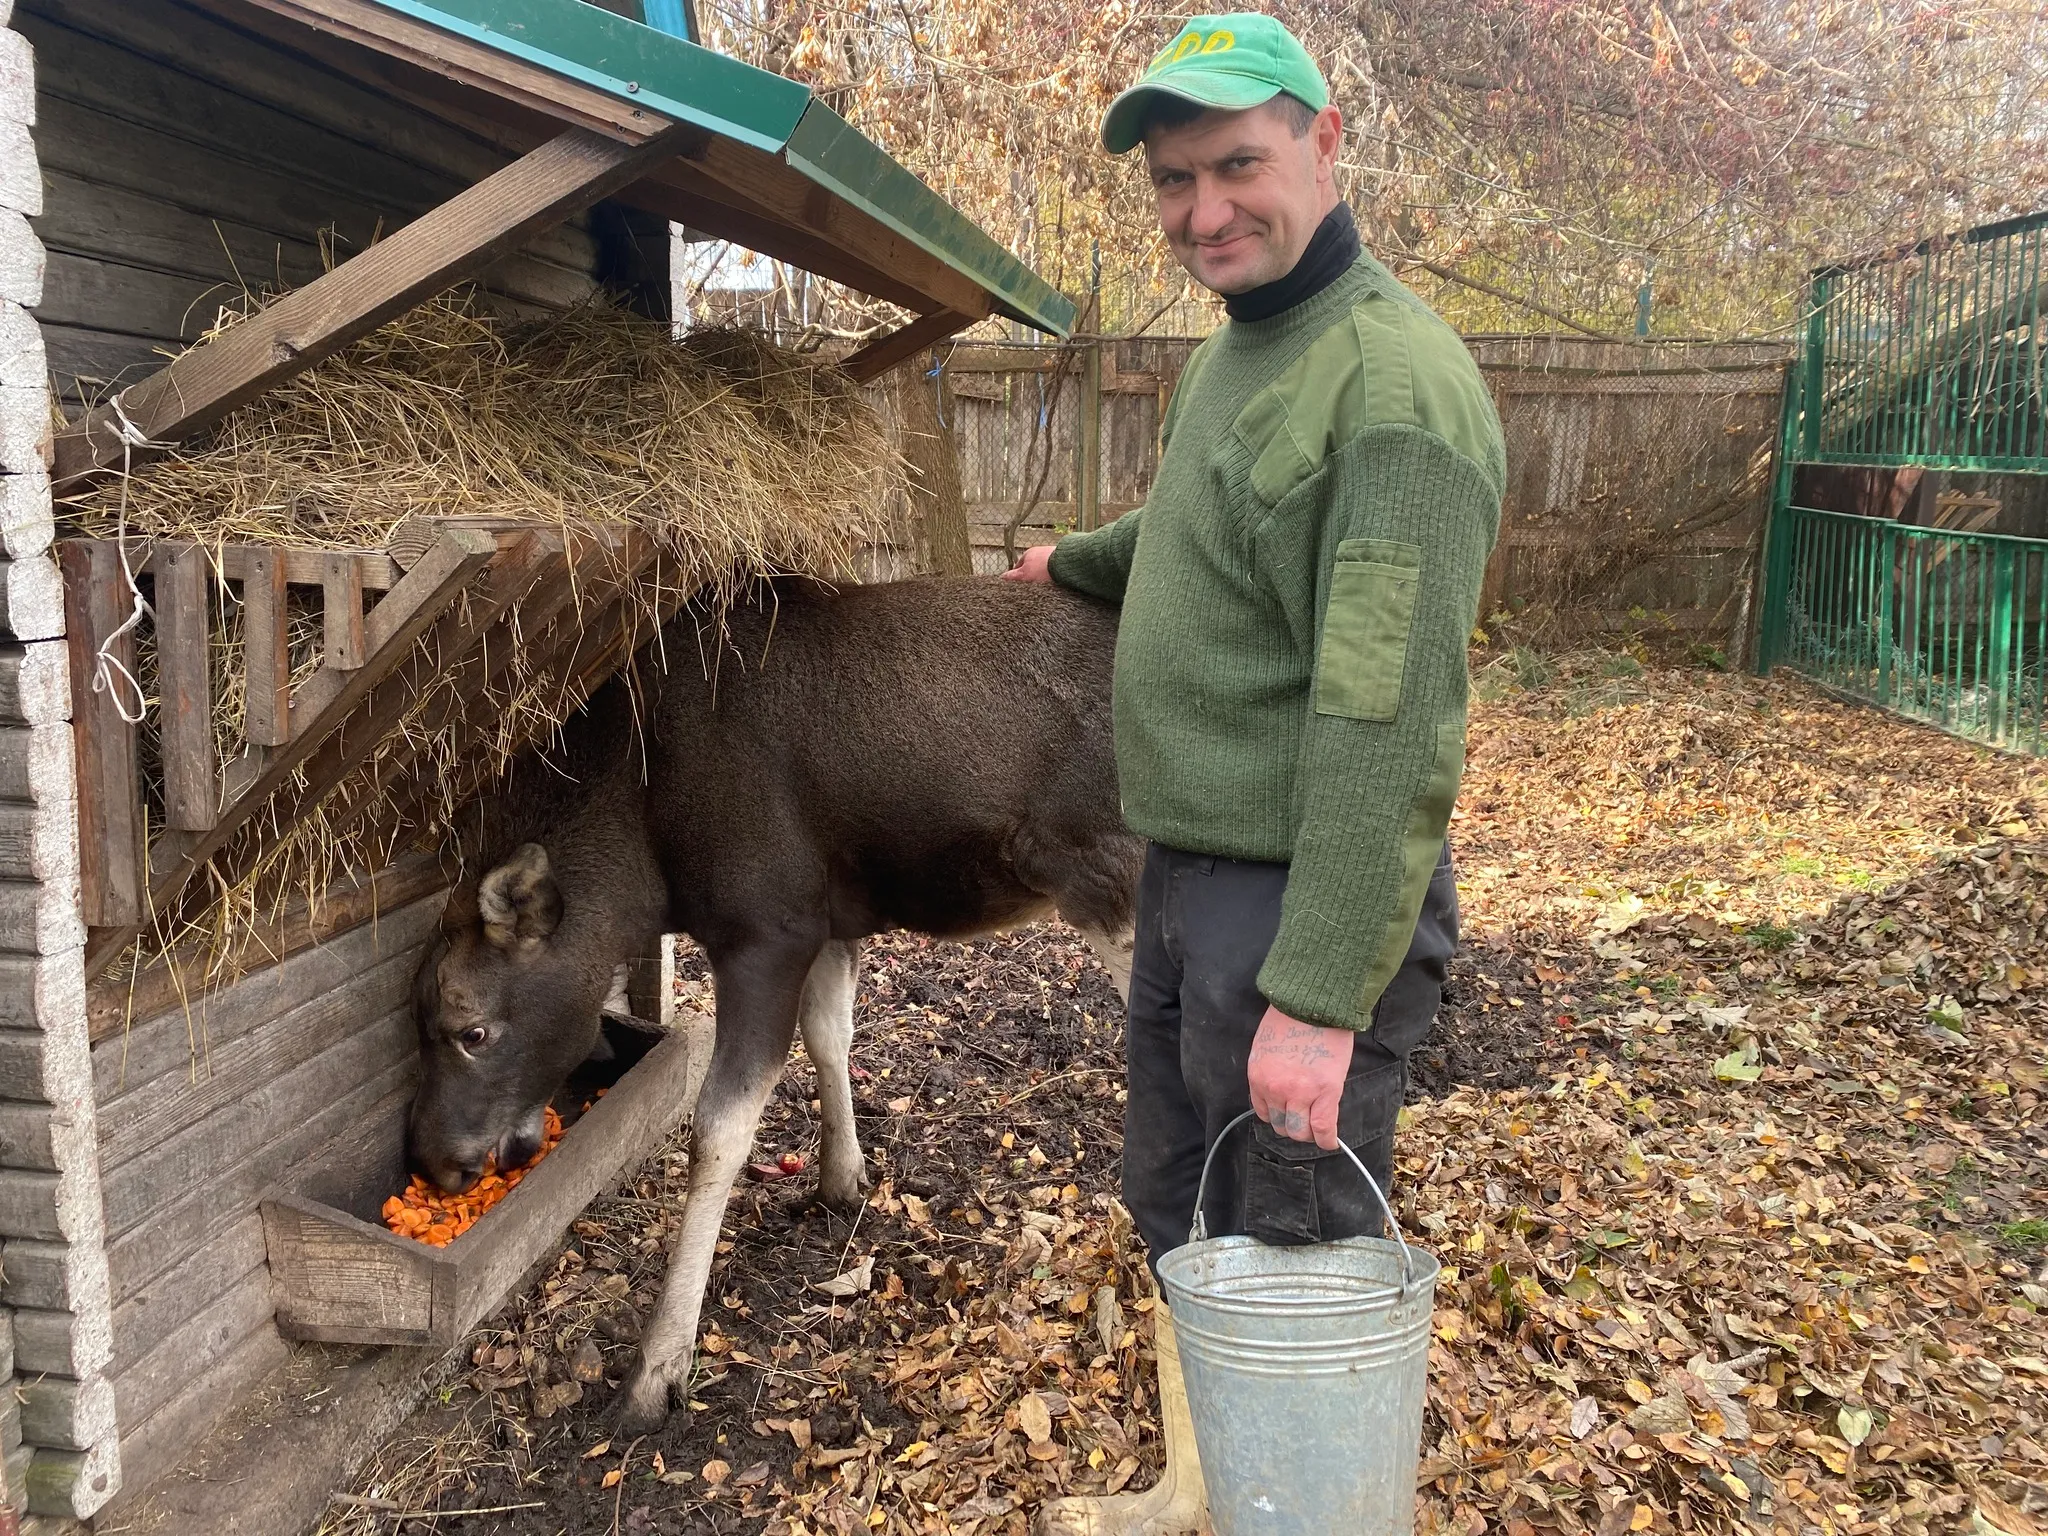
[93,394,154,726]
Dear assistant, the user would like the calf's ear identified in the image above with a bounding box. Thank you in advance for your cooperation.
[478,843,563,950]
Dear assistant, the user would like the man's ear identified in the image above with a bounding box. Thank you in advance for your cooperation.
[477,843,562,951]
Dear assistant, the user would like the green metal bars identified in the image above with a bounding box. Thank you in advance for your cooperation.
[1806,211,2048,472]
[1765,505,2048,751]
[1757,210,2048,751]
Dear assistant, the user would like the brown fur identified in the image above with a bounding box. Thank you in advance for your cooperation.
[411,576,1141,1426]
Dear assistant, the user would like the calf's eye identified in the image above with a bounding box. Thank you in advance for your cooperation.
[459,1026,489,1049]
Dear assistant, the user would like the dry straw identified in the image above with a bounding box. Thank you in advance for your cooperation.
[61,290,896,981]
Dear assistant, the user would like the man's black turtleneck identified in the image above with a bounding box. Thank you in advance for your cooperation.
[1222,202,1361,323]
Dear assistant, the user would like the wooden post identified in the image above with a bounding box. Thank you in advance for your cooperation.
[241,548,291,748]
[58,542,142,928]
[322,551,366,670]
[155,544,217,832]
[1076,335,1103,532]
[625,936,674,1028]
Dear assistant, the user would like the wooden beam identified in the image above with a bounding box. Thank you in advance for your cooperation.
[155,544,217,833]
[82,528,499,978]
[321,552,365,671]
[221,0,674,143]
[258,528,568,853]
[52,124,694,489]
[142,543,396,592]
[241,547,291,749]
[642,149,993,321]
[841,311,976,384]
[59,542,141,928]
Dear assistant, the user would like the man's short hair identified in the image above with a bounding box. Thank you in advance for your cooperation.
[1139,90,1317,146]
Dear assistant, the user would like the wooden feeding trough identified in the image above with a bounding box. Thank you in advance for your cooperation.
[0,0,1074,1526]
[262,1016,696,1349]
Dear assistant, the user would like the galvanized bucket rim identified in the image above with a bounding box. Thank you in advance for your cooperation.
[1184,1110,1425,1297]
[1157,1233,1440,1318]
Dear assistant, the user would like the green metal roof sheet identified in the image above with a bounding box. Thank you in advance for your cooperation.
[364,0,1075,335]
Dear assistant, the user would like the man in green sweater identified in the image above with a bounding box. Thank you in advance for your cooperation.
[1007,15,1503,1533]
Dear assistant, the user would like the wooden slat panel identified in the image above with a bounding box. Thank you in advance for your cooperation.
[109,1211,267,1376]
[101,1010,415,1244]
[58,541,141,927]
[53,124,694,488]
[155,543,216,832]
[105,1060,416,1305]
[109,1256,276,1430]
[89,884,445,1092]
[81,530,497,979]
[95,947,422,1172]
[107,1319,288,1510]
[241,546,291,749]
[321,551,365,670]
[274,528,566,825]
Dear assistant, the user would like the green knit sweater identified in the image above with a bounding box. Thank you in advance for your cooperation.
[1049,255,1505,1030]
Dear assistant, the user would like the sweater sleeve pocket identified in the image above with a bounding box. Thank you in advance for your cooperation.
[1314,538,1421,722]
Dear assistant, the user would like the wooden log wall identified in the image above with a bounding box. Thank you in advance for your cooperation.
[0,1,122,1517]
[81,887,444,1508]
[17,0,661,411]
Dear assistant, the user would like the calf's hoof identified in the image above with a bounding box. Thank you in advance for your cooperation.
[816,1164,867,1214]
[615,1365,677,1435]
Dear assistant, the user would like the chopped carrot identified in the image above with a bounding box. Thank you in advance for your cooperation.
[383,1105,565,1244]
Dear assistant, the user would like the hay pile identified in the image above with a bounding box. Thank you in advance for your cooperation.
[60,291,895,978]
[62,290,888,574]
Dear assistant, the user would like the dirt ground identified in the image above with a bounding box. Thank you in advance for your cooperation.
[321,658,2048,1536]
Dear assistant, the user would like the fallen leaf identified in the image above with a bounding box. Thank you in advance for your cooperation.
[1018,1391,1054,1445]
[1570,1395,1600,1438]
[815,1255,876,1297]
[1837,1403,1875,1447]
[1625,1391,1693,1436]
[1712,1044,1763,1082]
[700,1459,730,1486]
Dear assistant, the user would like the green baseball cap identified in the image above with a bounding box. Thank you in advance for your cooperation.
[1100,13,1329,155]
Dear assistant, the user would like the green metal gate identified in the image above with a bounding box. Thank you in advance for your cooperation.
[1756,211,2048,750]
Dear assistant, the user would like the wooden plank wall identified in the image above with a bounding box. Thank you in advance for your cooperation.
[18,0,629,411]
[926,332,1790,648]
[78,889,444,1504]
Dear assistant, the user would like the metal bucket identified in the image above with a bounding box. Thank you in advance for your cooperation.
[1155,1111,1440,1536]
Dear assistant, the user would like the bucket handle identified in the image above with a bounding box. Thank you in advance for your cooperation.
[1190,1109,1421,1295]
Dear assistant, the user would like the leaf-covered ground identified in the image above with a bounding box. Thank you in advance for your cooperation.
[323,661,2048,1536]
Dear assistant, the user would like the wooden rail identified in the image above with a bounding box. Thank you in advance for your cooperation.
[64,526,504,976]
[56,519,690,981]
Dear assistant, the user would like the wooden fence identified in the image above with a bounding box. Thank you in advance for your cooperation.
[873,333,1791,653]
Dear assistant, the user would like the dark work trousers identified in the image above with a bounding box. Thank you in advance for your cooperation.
[1122,841,1459,1270]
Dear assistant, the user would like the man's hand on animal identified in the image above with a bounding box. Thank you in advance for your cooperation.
[1247,1006,1354,1149]
[1003,545,1055,583]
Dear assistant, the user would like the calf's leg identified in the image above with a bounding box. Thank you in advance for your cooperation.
[798,939,865,1210]
[619,934,816,1432]
[1075,925,1134,1004]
